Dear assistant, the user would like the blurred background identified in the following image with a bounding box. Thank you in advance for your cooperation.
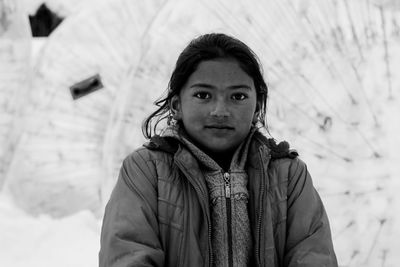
[1,0,399,266]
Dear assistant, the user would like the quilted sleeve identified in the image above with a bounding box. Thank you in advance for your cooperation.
[284,158,338,267]
[99,149,164,267]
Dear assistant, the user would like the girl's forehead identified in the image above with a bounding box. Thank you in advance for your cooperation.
[186,59,255,88]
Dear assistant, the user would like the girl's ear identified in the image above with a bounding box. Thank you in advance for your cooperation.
[170,95,182,120]
[252,112,259,124]
[253,102,261,124]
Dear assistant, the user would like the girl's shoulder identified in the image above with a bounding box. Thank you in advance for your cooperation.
[122,136,177,169]
[252,131,306,178]
[143,135,180,154]
[253,131,299,160]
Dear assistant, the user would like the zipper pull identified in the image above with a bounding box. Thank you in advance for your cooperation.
[223,172,231,198]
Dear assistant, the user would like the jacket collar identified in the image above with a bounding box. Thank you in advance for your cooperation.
[143,128,298,161]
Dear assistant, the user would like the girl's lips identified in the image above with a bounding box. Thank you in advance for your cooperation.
[205,125,234,129]
[205,125,234,130]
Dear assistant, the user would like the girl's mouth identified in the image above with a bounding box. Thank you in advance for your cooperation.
[205,125,234,130]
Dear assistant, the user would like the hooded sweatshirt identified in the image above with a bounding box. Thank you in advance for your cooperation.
[163,125,256,267]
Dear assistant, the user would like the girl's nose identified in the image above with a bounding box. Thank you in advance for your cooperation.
[210,100,230,117]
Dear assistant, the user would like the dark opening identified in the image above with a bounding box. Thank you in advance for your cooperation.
[70,74,104,100]
[29,3,64,37]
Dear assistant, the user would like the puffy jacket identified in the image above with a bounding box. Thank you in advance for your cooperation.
[99,132,338,267]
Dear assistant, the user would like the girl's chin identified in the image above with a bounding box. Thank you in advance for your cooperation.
[199,141,239,155]
[185,130,244,154]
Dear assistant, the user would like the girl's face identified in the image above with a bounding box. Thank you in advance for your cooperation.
[171,58,258,155]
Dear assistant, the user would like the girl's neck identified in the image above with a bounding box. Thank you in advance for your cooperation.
[204,149,234,172]
[176,126,237,171]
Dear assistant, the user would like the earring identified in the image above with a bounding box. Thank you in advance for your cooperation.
[167,113,178,126]
[252,114,259,126]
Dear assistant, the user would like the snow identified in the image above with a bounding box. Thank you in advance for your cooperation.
[1,0,400,266]
[0,194,101,267]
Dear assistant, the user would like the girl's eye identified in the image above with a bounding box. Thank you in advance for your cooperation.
[194,92,211,99]
[231,93,247,101]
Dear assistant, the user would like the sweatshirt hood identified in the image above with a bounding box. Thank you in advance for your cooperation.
[159,125,256,171]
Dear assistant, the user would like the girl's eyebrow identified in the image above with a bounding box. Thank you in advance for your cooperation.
[190,83,252,90]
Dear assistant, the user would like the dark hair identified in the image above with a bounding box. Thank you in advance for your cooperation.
[142,33,268,139]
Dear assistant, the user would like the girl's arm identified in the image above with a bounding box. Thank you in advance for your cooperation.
[99,151,164,267]
[284,158,338,267]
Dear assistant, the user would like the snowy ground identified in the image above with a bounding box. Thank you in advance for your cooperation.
[0,194,101,267]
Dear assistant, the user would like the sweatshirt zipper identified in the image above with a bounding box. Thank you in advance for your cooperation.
[224,172,233,267]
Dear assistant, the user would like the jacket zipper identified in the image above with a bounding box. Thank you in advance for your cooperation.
[175,161,213,267]
[224,172,233,267]
[255,148,270,266]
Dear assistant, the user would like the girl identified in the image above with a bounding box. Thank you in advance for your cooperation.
[99,33,338,267]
